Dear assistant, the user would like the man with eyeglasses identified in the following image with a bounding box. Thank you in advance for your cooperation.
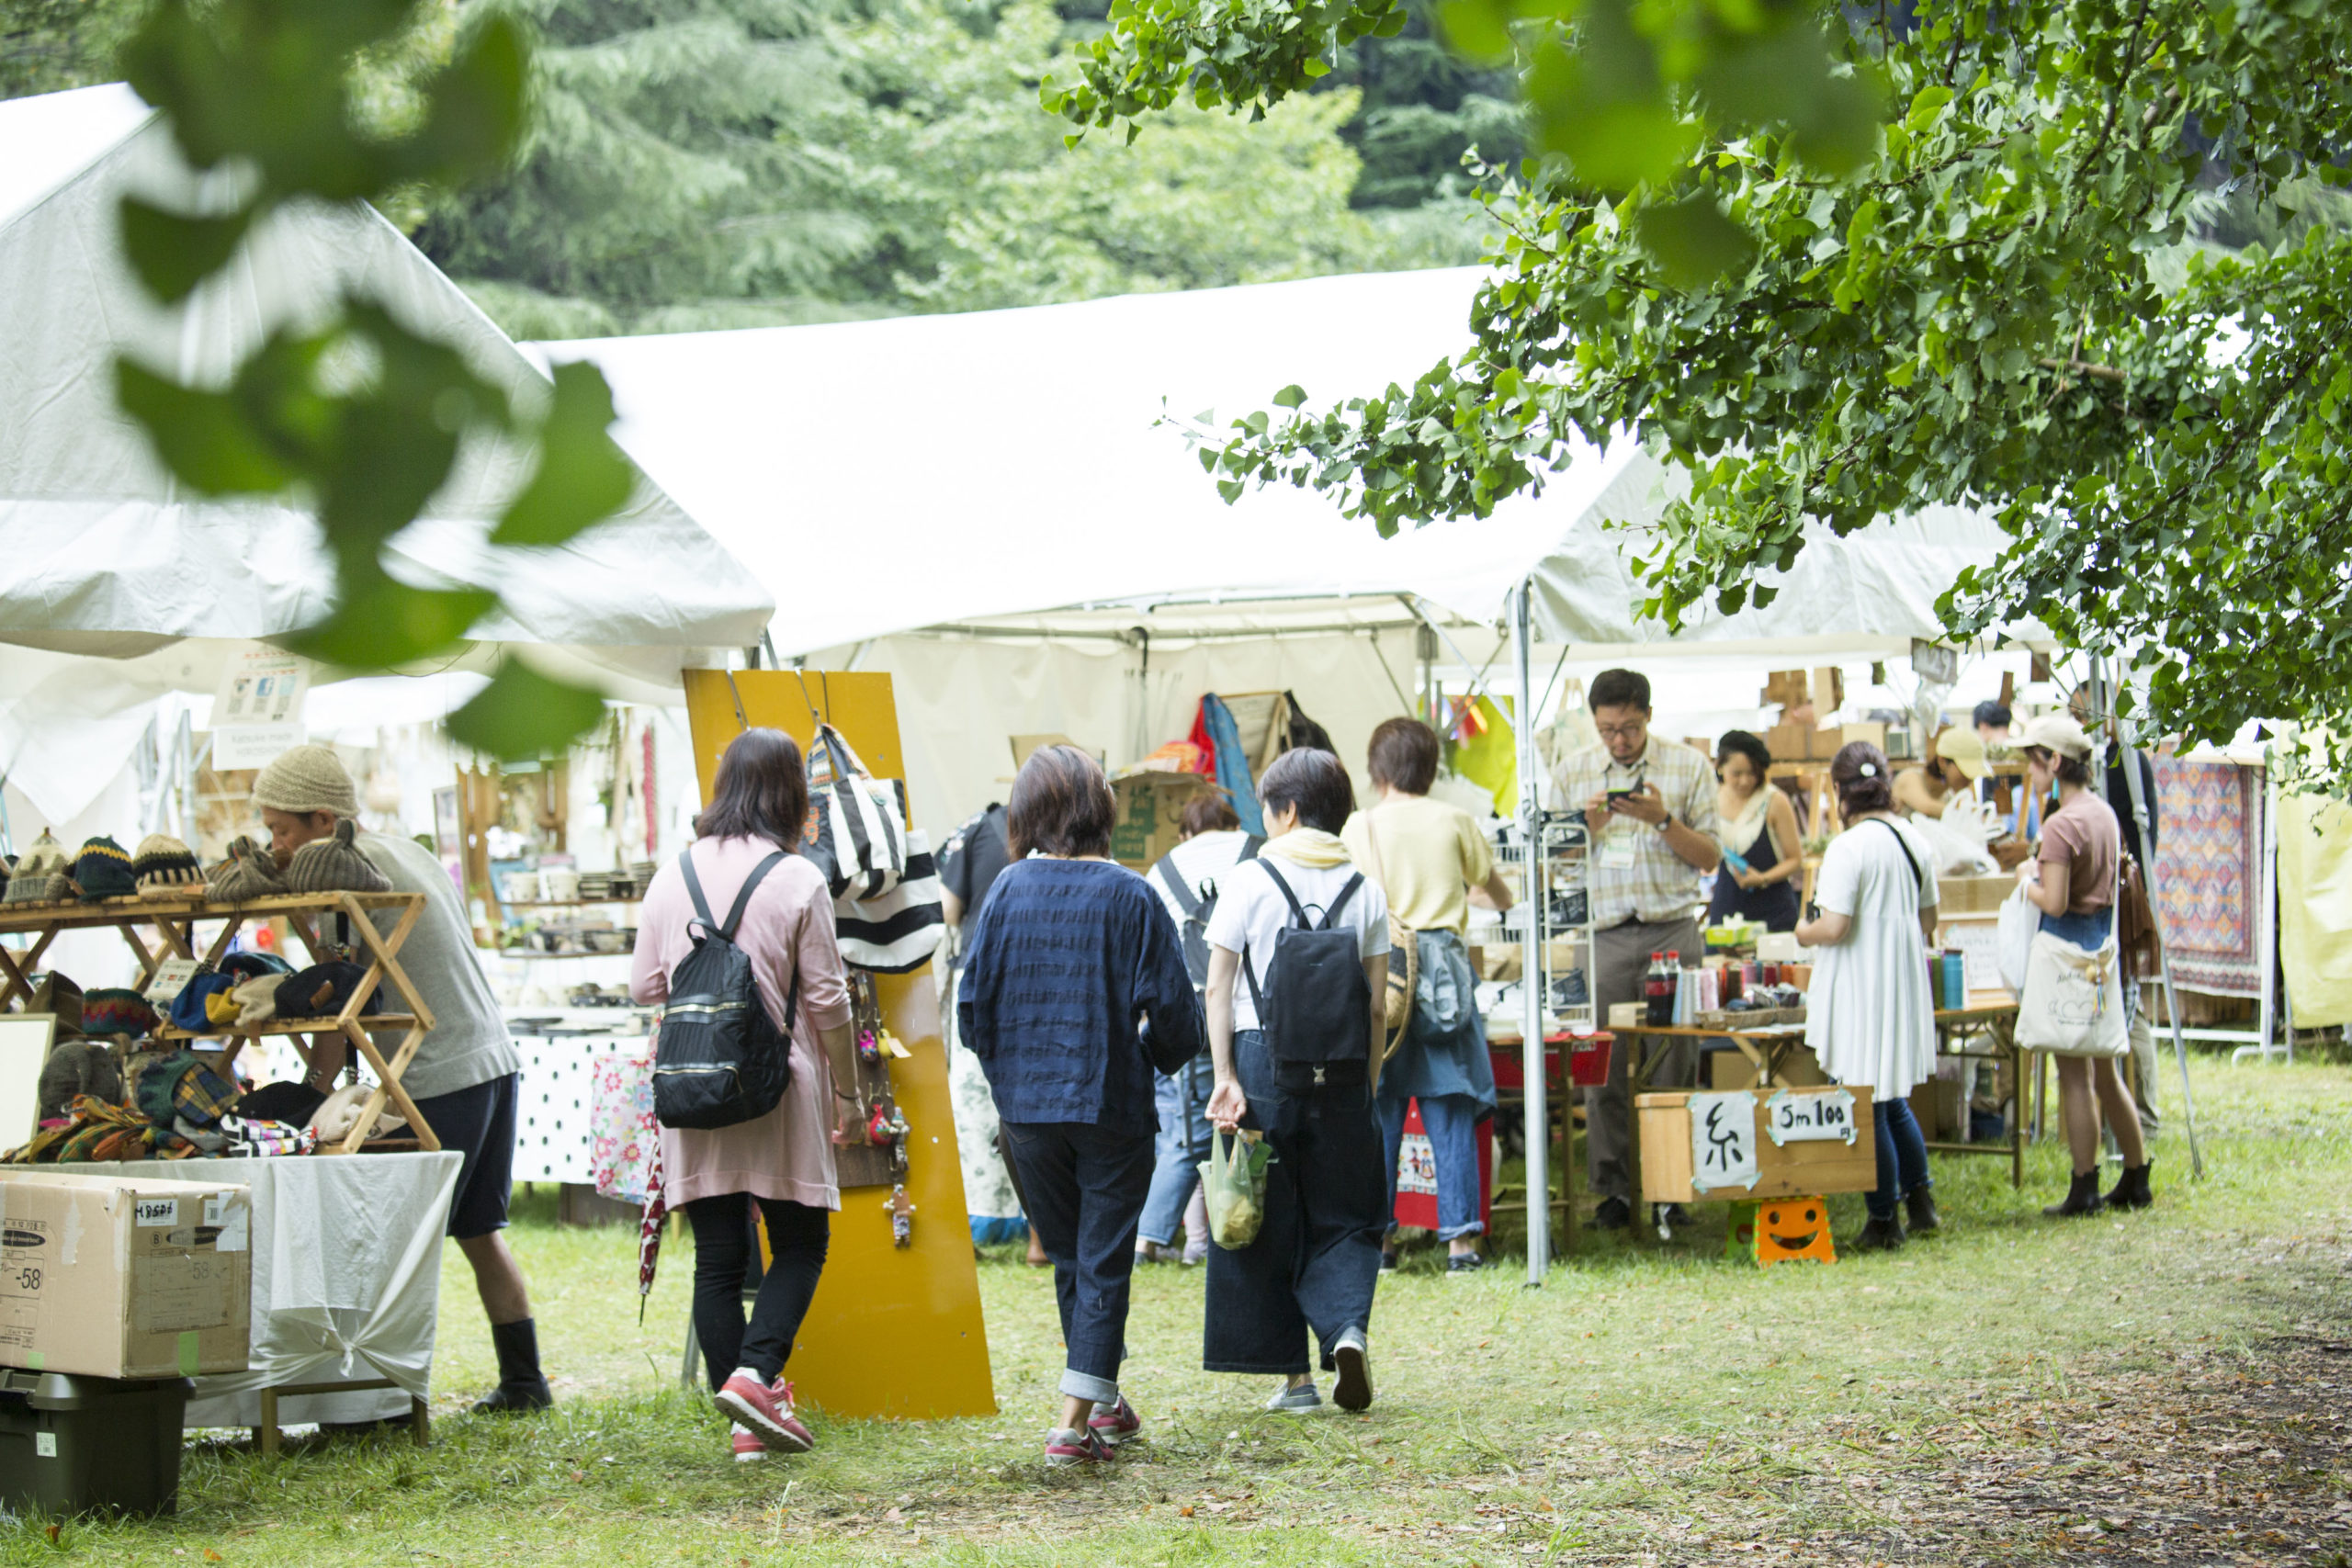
[1553,668,1723,1229]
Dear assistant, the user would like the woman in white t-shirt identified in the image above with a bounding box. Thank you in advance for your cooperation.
[1797,742,1942,1253]
[1201,749,1389,1416]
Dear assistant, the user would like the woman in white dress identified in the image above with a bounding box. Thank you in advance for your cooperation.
[1796,742,1942,1252]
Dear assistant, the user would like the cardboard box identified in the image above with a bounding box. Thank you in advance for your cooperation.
[1908,1077,1963,1142]
[0,1172,251,1380]
[1762,670,1809,709]
[1936,874,2015,916]
[1836,721,1887,754]
[1106,769,1215,872]
[1609,1001,1646,1030]
[1635,1086,1878,1203]
[1709,1043,1827,1090]
[1765,723,1815,762]
[1812,667,1845,713]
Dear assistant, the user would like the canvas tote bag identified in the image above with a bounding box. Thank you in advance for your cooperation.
[2013,840,2128,1058]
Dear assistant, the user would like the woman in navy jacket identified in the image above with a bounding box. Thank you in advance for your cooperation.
[957,744,1203,1465]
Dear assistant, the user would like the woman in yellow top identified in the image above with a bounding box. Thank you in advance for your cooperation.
[1340,718,1514,1274]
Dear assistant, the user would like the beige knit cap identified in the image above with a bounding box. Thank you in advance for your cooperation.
[251,744,358,818]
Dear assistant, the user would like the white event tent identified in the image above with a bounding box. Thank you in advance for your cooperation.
[0,85,774,832]
[540,265,2029,1278]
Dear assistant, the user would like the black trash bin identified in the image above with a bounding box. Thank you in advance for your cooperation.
[0,1370,193,1517]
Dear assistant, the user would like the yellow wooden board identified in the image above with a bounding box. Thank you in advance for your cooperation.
[683,669,995,1419]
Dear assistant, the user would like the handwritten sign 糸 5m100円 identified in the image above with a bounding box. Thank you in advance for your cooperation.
[1763,1086,1860,1146]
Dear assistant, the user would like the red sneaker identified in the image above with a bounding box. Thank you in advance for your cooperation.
[1044,1427,1112,1466]
[716,1372,814,1454]
[730,1424,766,1462]
[1085,1393,1141,1446]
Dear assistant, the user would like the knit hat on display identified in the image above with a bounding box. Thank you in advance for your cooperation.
[207,836,288,904]
[250,744,358,818]
[284,818,391,896]
[4,831,68,905]
[70,837,136,902]
[79,987,158,1042]
[131,834,204,897]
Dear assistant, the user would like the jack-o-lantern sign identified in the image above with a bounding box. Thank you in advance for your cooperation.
[1754,1196,1838,1267]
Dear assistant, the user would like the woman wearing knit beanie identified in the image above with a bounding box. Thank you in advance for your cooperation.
[250,743,553,1416]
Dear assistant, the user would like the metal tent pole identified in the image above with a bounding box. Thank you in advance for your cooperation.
[2109,659,2205,1178]
[2237,773,2285,1064]
[1511,581,1550,1282]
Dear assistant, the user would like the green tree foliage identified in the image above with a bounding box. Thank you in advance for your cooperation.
[0,0,147,98]
[413,0,1484,335]
[1053,0,2352,778]
[812,0,1472,314]
[1321,0,1520,211]
[413,0,877,338]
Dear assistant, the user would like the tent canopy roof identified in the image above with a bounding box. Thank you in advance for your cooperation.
[0,85,774,664]
[537,266,2019,660]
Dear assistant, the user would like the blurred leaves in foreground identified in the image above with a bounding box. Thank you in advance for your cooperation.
[112,0,630,761]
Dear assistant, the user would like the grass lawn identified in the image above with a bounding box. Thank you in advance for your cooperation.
[6,1054,2348,1566]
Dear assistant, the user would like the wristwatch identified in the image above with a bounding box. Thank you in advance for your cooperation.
[1653,817,1672,835]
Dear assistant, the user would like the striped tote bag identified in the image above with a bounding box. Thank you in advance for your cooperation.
[804,722,908,900]
[834,829,946,974]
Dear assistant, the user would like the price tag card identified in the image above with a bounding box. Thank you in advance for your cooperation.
[144,958,201,1005]
[1689,1089,1759,1192]
[1764,1085,1860,1145]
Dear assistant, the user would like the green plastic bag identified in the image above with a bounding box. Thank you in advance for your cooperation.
[1199,1129,1275,1250]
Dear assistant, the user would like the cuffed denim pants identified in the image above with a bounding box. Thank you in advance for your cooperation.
[1204,1031,1385,1376]
[1002,1119,1156,1404]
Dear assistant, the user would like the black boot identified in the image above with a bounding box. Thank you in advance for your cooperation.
[2103,1161,2154,1211]
[2041,1170,2104,1219]
[1849,1214,1905,1252]
[472,1317,553,1415]
[1904,1187,1940,1235]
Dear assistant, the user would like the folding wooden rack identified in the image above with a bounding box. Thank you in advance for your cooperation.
[0,890,440,1153]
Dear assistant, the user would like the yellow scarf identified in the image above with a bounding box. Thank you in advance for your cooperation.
[1261,828,1353,869]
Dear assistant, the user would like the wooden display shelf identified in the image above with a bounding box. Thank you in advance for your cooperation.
[0,889,441,1155]
[501,898,643,908]
[159,1014,419,1041]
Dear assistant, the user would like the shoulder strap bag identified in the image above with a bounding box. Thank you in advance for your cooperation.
[1357,814,1419,1062]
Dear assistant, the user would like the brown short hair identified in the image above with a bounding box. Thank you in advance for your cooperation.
[1180,794,1239,838]
[1829,740,1894,819]
[1260,748,1355,834]
[1008,745,1116,859]
[1366,717,1440,795]
[695,728,808,848]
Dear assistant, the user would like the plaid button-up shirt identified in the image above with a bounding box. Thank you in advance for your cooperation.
[1552,737,1721,927]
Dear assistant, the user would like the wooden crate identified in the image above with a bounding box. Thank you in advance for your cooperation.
[1635,1087,1878,1203]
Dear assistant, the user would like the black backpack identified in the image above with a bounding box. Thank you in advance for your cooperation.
[1240,861,1371,1093]
[1153,835,1263,987]
[652,849,797,1130]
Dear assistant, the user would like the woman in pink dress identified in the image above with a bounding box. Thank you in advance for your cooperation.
[630,728,861,1461]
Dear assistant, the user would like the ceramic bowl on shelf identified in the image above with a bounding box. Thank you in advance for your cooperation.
[541,868,580,903]
[504,870,541,903]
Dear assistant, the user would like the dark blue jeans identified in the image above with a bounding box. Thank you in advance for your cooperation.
[1001,1119,1156,1404]
[1868,1098,1932,1222]
[1375,1089,1487,1240]
[1204,1031,1386,1375]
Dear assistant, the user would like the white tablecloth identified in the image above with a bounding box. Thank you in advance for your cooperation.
[60,1152,462,1427]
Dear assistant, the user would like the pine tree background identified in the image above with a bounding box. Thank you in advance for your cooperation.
[3,0,1517,338]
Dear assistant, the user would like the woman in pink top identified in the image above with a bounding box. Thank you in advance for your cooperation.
[630,728,859,1461]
